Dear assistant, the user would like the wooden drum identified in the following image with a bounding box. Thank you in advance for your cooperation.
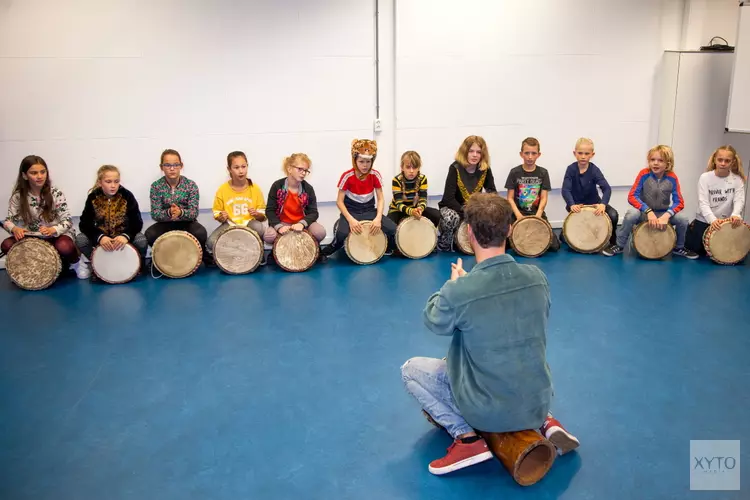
[91,243,141,284]
[273,230,319,272]
[344,221,387,265]
[5,237,62,290]
[480,430,557,486]
[395,216,437,259]
[562,206,612,253]
[703,219,750,265]
[152,230,203,278]
[511,217,553,258]
[214,226,264,274]
[632,222,676,260]
[455,221,474,255]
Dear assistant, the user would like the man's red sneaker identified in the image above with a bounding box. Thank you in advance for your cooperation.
[428,438,494,475]
[540,414,580,455]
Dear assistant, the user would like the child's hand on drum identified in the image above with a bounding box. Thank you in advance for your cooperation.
[216,211,229,223]
[730,216,743,228]
[656,213,670,230]
[370,218,382,235]
[38,226,57,237]
[12,227,26,240]
[348,217,363,234]
[570,205,583,213]
[112,236,128,250]
[647,211,659,228]
[278,226,291,235]
[594,204,605,216]
[292,223,304,232]
[711,219,724,231]
[100,236,115,251]
[413,207,423,219]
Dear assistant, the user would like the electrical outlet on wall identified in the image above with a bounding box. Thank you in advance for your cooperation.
[373,119,382,132]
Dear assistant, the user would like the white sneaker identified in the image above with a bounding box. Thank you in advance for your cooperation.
[75,259,91,279]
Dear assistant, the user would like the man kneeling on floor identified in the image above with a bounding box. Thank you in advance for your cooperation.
[401,192,580,475]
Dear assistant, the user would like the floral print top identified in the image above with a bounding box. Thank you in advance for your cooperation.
[3,186,75,236]
[149,176,200,222]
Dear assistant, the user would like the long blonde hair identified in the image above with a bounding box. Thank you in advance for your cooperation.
[89,165,120,193]
[647,145,675,172]
[455,135,490,171]
[707,145,746,182]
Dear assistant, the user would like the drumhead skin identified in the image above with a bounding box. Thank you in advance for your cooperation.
[214,226,263,275]
[562,206,612,253]
[91,244,141,284]
[344,221,387,265]
[273,230,319,272]
[511,218,553,258]
[455,221,474,255]
[632,222,676,259]
[703,220,750,265]
[6,237,62,290]
[396,216,437,259]
[152,230,203,278]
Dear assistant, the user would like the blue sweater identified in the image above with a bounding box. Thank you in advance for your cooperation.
[561,162,612,208]
[423,254,552,432]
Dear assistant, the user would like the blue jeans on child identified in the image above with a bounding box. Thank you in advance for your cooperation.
[615,209,689,248]
[401,357,474,438]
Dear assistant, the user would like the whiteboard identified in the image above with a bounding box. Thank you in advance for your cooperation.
[727,3,750,133]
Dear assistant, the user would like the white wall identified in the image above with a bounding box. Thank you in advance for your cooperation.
[0,0,377,213]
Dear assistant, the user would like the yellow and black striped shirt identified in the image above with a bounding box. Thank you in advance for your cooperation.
[389,173,428,215]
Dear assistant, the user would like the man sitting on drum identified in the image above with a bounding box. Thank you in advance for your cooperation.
[401,193,579,476]
[603,145,698,259]
[561,138,619,251]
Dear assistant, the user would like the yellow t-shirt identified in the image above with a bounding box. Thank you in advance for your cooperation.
[212,181,266,226]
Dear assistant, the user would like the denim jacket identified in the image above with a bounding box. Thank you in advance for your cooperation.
[423,254,552,432]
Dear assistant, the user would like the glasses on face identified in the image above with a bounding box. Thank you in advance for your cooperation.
[294,166,310,175]
[162,163,183,169]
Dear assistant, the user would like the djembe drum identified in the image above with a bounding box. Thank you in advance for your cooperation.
[511,217,553,258]
[91,243,141,284]
[5,237,62,290]
[562,206,612,253]
[702,219,750,265]
[396,216,437,259]
[214,226,264,274]
[272,230,319,272]
[344,221,387,265]
[455,221,473,255]
[152,230,203,278]
[632,222,676,260]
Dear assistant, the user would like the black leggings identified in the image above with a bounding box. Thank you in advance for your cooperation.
[145,221,208,248]
[387,207,441,227]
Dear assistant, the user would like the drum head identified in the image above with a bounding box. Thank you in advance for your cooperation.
[91,244,141,284]
[6,237,62,290]
[511,218,552,257]
[455,221,474,255]
[273,230,318,272]
[632,223,676,259]
[214,226,263,274]
[396,216,437,259]
[344,221,387,265]
[562,207,612,253]
[705,222,750,264]
[152,231,203,278]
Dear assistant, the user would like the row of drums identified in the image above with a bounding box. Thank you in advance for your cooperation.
[5,205,750,290]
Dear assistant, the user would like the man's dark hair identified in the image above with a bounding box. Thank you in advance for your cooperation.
[464,193,512,248]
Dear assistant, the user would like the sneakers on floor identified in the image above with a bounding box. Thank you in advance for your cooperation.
[428,438,494,475]
[540,414,580,455]
[672,247,699,259]
[601,244,623,257]
[75,259,91,280]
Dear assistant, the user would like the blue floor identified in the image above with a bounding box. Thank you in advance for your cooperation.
[1,249,749,499]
